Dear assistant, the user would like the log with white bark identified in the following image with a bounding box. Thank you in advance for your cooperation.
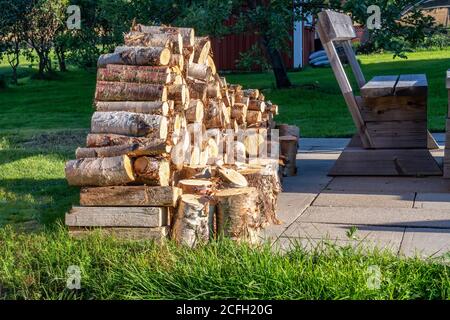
[167,84,187,107]
[65,155,135,186]
[97,46,171,68]
[95,81,167,101]
[215,187,260,244]
[91,111,168,139]
[133,157,170,186]
[97,65,171,84]
[132,24,195,47]
[248,100,266,112]
[86,133,166,148]
[124,31,183,54]
[246,110,262,125]
[171,194,210,247]
[79,186,181,207]
[187,63,212,81]
[193,37,211,64]
[94,101,169,116]
[77,139,170,158]
[204,99,223,129]
[243,89,260,99]
[185,99,204,123]
[238,166,282,226]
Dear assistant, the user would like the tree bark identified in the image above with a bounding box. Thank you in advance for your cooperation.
[133,157,170,186]
[260,35,291,88]
[94,101,169,116]
[95,81,167,101]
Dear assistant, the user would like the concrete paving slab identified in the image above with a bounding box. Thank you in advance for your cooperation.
[400,228,450,259]
[300,138,349,152]
[326,176,450,194]
[273,236,401,254]
[298,206,450,228]
[414,193,450,209]
[312,191,414,208]
[262,193,317,242]
[282,222,404,243]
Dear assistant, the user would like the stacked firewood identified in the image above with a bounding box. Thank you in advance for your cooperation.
[64,24,298,245]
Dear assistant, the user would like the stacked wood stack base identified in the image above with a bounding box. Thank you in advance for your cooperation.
[64,23,299,244]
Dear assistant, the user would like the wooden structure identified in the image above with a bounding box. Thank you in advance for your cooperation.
[444,70,450,178]
[317,10,441,176]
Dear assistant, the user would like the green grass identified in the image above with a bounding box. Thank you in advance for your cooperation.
[0,226,449,300]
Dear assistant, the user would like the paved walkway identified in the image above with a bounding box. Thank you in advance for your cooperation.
[267,134,450,259]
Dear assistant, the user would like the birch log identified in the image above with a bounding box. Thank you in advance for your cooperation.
[77,139,170,158]
[187,63,212,81]
[132,24,195,47]
[133,157,170,186]
[97,47,171,68]
[91,111,168,139]
[185,100,204,123]
[95,81,167,101]
[65,155,135,186]
[94,101,169,116]
[193,37,211,64]
[171,194,210,247]
[124,31,183,54]
[178,179,213,195]
[97,65,171,84]
[215,187,260,244]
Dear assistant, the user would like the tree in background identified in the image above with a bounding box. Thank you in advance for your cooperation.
[0,0,34,84]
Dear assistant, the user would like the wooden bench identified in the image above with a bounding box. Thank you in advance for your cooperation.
[444,70,450,178]
[317,10,441,176]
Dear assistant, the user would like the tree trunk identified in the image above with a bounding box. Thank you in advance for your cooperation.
[55,45,67,72]
[260,36,291,88]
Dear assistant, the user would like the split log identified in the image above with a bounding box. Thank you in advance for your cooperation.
[171,194,210,247]
[91,111,168,139]
[167,84,188,108]
[65,155,135,186]
[95,81,167,101]
[124,31,183,54]
[246,110,262,125]
[80,186,181,207]
[185,100,204,123]
[238,167,282,226]
[133,157,171,186]
[243,89,260,99]
[170,54,184,70]
[188,79,207,101]
[65,206,167,227]
[231,103,248,125]
[215,187,260,244]
[188,63,212,81]
[279,135,298,176]
[132,24,195,47]
[97,47,171,68]
[204,100,223,129]
[243,128,264,158]
[248,100,266,112]
[178,179,213,195]
[217,167,248,188]
[207,55,216,75]
[176,165,215,181]
[193,37,211,64]
[170,130,190,169]
[207,81,222,99]
[94,101,169,116]
[97,65,171,84]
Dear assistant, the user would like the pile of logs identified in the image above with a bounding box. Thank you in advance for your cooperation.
[64,23,299,245]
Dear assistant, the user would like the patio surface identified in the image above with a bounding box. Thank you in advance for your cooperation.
[267,134,450,259]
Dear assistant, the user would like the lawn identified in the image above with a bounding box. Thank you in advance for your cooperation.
[1,49,450,300]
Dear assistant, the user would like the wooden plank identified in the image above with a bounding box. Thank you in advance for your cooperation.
[359,95,427,122]
[68,226,169,240]
[394,74,427,96]
[80,186,181,207]
[317,10,356,42]
[317,20,373,148]
[360,75,398,98]
[329,148,442,176]
[341,41,365,89]
[65,206,168,227]
[366,120,427,149]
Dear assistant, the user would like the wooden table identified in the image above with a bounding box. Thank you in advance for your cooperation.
[360,74,428,149]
